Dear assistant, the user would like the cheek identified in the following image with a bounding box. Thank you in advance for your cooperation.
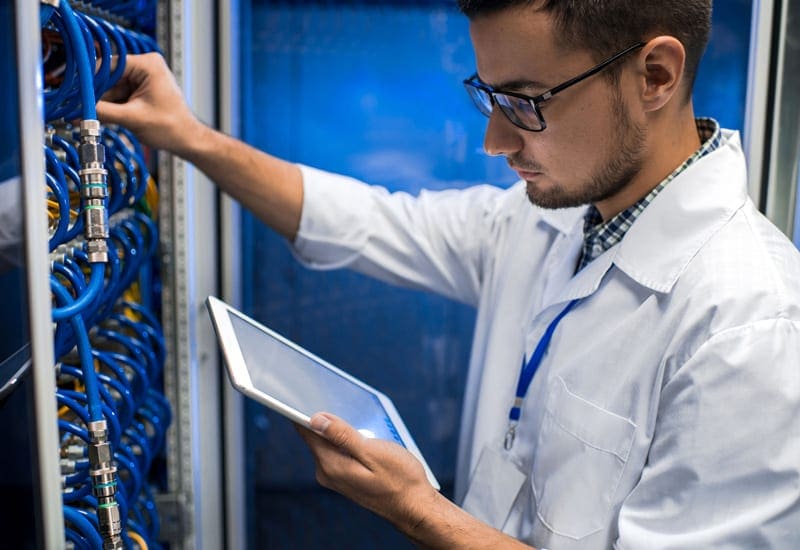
[532,97,618,180]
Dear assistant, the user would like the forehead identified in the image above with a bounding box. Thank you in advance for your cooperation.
[468,6,573,87]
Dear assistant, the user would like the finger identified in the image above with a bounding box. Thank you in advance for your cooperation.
[295,421,371,490]
[96,99,134,127]
[100,52,166,102]
[309,413,371,464]
[98,82,132,104]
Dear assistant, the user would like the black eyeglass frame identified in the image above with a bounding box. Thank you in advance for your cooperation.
[464,41,646,132]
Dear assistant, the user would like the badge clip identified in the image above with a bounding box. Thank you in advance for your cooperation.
[504,421,517,450]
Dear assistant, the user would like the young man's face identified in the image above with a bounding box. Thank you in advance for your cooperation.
[469,6,648,212]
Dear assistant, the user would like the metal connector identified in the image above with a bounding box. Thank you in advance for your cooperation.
[61,444,86,460]
[84,201,109,240]
[60,459,76,475]
[80,119,102,139]
[86,239,109,263]
[87,420,124,549]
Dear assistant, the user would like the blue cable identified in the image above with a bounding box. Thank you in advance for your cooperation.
[74,503,100,530]
[61,164,85,243]
[51,263,106,321]
[120,300,163,340]
[97,19,127,87]
[43,13,77,120]
[94,350,147,408]
[46,171,70,250]
[135,408,163,454]
[62,365,135,429]
[56,391,91,426]
[64,527,91,550]
[135,212,159,260]
[95,328,155,384]
[115,449,142,505]
[141,483,161,540]
[60,388,122,450]
[52,261,86,297]
[100,351,149,405]
[59,420,90,444]
[51,133,81,169]
[93,354,139,419]
[62,484,92,505]
[51,283,103,422]
[57,0,97,120]
[110,314,164,369]
[82,15,112,99]
[124,424,152,473]
[64,469,89,489]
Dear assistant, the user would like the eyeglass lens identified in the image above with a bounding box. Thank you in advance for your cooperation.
[465,82,544,131]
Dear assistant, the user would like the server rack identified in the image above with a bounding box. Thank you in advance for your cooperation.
[11,0,800,548]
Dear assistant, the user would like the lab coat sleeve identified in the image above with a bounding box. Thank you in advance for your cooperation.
[291,164,512,307]
[615,318,800,548]
[0,178,23,273]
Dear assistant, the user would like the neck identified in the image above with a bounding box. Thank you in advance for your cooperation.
[593,105,702,221]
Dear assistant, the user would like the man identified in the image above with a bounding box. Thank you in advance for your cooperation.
[98,0,800,547]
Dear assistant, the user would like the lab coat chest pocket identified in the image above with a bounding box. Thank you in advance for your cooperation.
[532,377,636,540]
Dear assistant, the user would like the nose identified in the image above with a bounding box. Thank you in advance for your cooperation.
[483,108,525,157]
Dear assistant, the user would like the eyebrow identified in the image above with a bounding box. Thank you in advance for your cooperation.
[477,75,550,93]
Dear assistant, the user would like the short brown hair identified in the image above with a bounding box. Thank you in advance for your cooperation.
[458,0,712,91]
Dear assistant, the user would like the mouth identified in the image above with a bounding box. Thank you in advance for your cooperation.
[510,166,543,181]
[508,159,544,181]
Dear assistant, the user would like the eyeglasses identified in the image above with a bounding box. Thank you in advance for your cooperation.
[463,42,645,132]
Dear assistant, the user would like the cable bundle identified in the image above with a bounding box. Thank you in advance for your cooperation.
[42,1,167,548]
[42,1,159,123]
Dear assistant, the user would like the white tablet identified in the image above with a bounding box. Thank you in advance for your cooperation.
[206,295,439,489]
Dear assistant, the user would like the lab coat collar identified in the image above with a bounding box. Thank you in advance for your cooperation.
[537,204,588,235]
[614,129,748,293]
[534,130,748,310]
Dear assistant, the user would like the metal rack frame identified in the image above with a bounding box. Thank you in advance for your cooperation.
[157,1,225,547]
[745,0,800,237]
[17,1,63,547]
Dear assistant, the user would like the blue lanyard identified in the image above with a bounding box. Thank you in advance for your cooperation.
[505,298,580,450]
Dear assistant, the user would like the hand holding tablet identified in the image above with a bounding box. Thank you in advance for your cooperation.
[206,296,440,489]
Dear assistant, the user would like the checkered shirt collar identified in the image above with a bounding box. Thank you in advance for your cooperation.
[576,118,721,272]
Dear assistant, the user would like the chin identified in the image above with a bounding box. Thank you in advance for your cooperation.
[525,185,588,210]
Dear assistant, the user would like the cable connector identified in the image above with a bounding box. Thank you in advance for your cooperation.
[79,120,110,262]
[79,119,102,139]
[87,420,123,549]
[60,459,76,475]
[85,238,109,264]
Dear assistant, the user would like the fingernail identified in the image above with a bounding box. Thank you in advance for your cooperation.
[310,414,330,434]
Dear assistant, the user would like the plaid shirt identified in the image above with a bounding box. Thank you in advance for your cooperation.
[576,118,721,272]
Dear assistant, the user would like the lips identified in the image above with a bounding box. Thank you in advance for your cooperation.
[508,160,543,181]
[510,166,542,181]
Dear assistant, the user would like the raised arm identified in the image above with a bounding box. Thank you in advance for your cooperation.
[96,53,303,240]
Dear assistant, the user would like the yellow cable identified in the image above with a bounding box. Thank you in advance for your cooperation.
[128,530,148,550]
[146,176,159,213]
[46,199,79,220]
[58,379,84,418]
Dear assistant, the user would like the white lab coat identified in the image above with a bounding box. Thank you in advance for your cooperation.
[293,130,800,548]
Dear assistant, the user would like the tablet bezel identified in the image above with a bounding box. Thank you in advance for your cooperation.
[206,295,440,490]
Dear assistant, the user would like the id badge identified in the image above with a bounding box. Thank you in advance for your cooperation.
[461,445,528,530]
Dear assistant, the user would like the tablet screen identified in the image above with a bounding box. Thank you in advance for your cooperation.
[228,310,405,446]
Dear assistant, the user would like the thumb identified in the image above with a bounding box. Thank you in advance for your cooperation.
[310,413,367,458]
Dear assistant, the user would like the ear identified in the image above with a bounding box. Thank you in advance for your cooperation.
[639,36,686,113]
